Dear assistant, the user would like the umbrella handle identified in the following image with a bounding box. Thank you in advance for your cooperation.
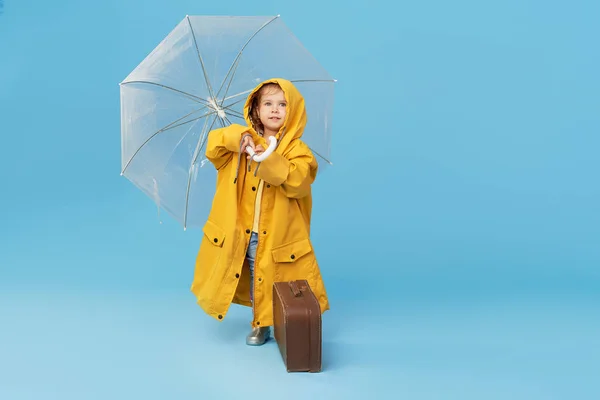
[246,136,277,162]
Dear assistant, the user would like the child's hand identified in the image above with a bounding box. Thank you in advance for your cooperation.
[241,135,256,153]
[247,144,265,160]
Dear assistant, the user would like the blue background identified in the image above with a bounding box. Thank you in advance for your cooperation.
[1,0,599,399]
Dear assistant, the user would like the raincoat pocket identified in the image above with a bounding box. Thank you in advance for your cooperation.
[203,220,226,247]
[197,220,226,287]
[271,238,312,263]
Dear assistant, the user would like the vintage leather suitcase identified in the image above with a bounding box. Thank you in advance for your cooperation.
[272,280,322,372]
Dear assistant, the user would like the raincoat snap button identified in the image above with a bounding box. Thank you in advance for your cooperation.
[267,184,271,188]
[218,315,223,319]
[235,273,240,278]
[252,186,256,191]
[256,321,260,326]
[213,238,218,243]
[258,277,262,282]
[262,231,266,235]
[290,254,295,260]
[246,229,250,234]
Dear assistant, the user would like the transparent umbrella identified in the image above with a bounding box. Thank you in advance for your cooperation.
[119,15,335,230]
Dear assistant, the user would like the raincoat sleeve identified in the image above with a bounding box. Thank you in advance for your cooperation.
[205,124,254,170]
[256,140,317,199]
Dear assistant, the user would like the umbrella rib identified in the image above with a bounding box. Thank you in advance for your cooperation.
[224,108,244,118]
[121,109,217,175]
[158,104,210,130]
[226,113,246,122]
[221,97,247,114]
[183,114,220,230]
[186,16,217,102]
[215,15,280,101]
[221,100,247,122]
[222,115,234,126]
[290,79,337,83]
[217,56,242,107]
[120,80,209,105]
[223,89,254,103]
[159,108,214,133]
[311,148,333,166]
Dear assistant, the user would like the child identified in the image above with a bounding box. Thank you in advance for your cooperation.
[191,78,329,345]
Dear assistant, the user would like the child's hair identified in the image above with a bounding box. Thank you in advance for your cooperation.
[248,82,282,135]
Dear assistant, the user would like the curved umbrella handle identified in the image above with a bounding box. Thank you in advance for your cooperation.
[246,136,277,162]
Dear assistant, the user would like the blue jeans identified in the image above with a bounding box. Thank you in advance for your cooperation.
[246,231,259,303]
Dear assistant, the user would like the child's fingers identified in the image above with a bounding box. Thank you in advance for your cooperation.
[241,135,252,146]
[247,144,264,160]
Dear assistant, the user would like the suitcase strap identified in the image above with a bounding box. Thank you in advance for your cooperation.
[289,281,306,297]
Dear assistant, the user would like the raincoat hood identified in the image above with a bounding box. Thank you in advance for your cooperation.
[243,78,307,151]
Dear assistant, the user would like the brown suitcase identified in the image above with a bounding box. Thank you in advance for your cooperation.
[272,280,322,372]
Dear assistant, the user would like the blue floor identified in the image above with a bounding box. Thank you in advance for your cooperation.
[2,283,598,399]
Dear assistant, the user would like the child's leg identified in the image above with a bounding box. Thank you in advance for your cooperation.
[245,232,270,346]
[245,232,258,303]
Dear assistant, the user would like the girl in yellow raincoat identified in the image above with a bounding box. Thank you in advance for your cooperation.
[191,78,329,345]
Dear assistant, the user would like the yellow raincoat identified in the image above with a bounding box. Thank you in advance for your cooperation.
[190,78,329,327]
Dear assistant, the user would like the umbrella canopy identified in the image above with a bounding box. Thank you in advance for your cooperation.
[120,15,335,229]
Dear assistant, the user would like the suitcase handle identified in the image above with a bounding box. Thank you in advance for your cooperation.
[289,281,304,297]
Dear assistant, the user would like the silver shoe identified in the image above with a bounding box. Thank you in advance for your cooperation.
[246,326,270,346]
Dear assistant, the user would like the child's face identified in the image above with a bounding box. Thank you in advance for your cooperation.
[258,88,287,135]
